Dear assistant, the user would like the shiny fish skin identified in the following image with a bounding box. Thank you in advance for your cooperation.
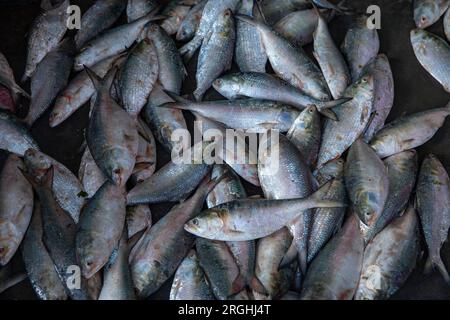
[126,205,151,239]
[196,238,243,300]
[86,68,139,187]
[317,76,374,168]
[98,229,136,300]
[0,111,39,156]
[445,9,450,42]
[74,11,161,71]
[413,0,449,29]
[161,1,191,36]
[364,150,418,242]
[313,8,350,99]
[355,205,420,300]
[22,0,70,81]
[50,55,124,128]
[314,158,345,185]
[416,154,450,282]
[179,0,241,61]
[361,54,395,142]
[170,250,214,300]
[22,167,92,300]
[126,0,159,22]
[74,0,127,50]
[286,105,321,168]
[163,98,300,133]
[144,85,187,152]
[370,104,450,159]
[147,24,186,94]
[236,15,330,100]
[194,9,235,101]
[177,0,207,42]
[130,176,220,298]
[345,139,389,227]
[21,202,68,300]
[235,0,267,73]
[184,181,346,241]
[25,39,74,127]
[119,39,159,117]
[300,214,364,300]
[78,146,107,198]
[24,148,85,223]
[411,29,450,92]
[76,181,126,279]
[0,155,33,266]
[0,51,29,103]
[126,159,210,205]
[341,15,380,81]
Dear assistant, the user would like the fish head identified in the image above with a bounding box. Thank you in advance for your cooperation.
[414,2,440,29]
[212,75,241,99]
[77,238,108,279]
[23,149,52,177]
[146,23,161,39]
[184,210,226,238]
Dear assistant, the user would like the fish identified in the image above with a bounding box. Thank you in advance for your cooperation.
[235,14,330,101]
[74,0,127,50]
[413,0,449,29]
[78,146,107,198]
[361,54,395,142]
[170,250,215,300]
[25,39,75,127]
[129,174,223,298]
[411,29,450,92]
[126,0,160,22]
[130,130,157,184]
[235,0,267,73]
[143,85,188,152]
[21,167,92,300]
[206,165,255,290]
[194,9,235,101]
[300,214,364,300]
[258,133,316,274]
[445,8,450,42]
[50,54,124,128]
[86,67,139,187]
[119,39,159,117]
[257,0,310,25]
[345,139,389,227]
[364,150,418,242]
[74,10,162,71]
[179,0,241,62]
[24,148,86,223]
[196,238,245,300]
[76,181,126,279]
[161,96,300,133]
[22,0,70,81]
[416,153,450,283]
[98,228,136,300]
[0,51,29,103]
[147,24,186,94]
[176,0,207,42]
[312,5,350,100]
[355,205,420,300]
[341,15,380,81]
[126,205,152,239]
[317,75,374,168]
[21,201,68,300]
[313,158,345,185]
[0,155,32,266]
[213,72,350,120]
[286,105,321,168]
[370,104,450,159]
[0,111,39,156]
[160,0,192,36]
[184,180,346,241]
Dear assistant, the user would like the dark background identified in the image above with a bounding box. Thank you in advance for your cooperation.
[0,0,449,299]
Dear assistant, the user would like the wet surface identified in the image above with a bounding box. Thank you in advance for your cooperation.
[0,0,449,299]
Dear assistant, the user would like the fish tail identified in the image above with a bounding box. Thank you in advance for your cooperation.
[426,254,450,284]
[309,179,347,208]
[179,36,202,63]
[11,83,30,100]
[163,90,192,103]
[235,14,257,26]
[84,66,118,94]
[320,97,352,109]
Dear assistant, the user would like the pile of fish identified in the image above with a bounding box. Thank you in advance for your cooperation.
[0,0,449,300]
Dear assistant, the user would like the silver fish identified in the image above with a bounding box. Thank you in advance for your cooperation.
[74,0,127,50]
[416,154,450,283]
[161,0,192,36]
[0,112,39,156]
[411,29,450,92]
[130,131,157,185]
[235,0,267,73]
[413,0,449,28]
[355,205,420,300]
[370,104,450,159]
[445,8,450,42]
[126,0,159,22]
[22,0,70,81]
[257,0,310,25]
[345,139,389,227]
[0,51,29,103]
[0,155,33,266]
[313,158,345,185]
[126,205,151,239]
[176,0,207,42]
[341,15,380,81]
[78,146,107,198]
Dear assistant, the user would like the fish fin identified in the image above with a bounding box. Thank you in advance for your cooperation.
[250,276,268,296]
[235,14,257,26]
[179,36,202,63]
[321,97,352,109]
[359,111,377,140]
[0,273,27,294]
[425,255,450,284]
[309,179,346,207]
[163,90,192,103]
[254,0,267,24]
[85,66,118,93]
[318,108,338,121]
[312,0,353,15]
[230,274,246,296]
[297,250,308,275]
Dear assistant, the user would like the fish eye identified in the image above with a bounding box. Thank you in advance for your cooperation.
[192,218,199,226]
[421,16,427,22]
[214,79,222,86]
[361,77,368,83]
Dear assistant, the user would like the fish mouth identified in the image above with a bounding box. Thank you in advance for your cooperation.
[183,220,200,235]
